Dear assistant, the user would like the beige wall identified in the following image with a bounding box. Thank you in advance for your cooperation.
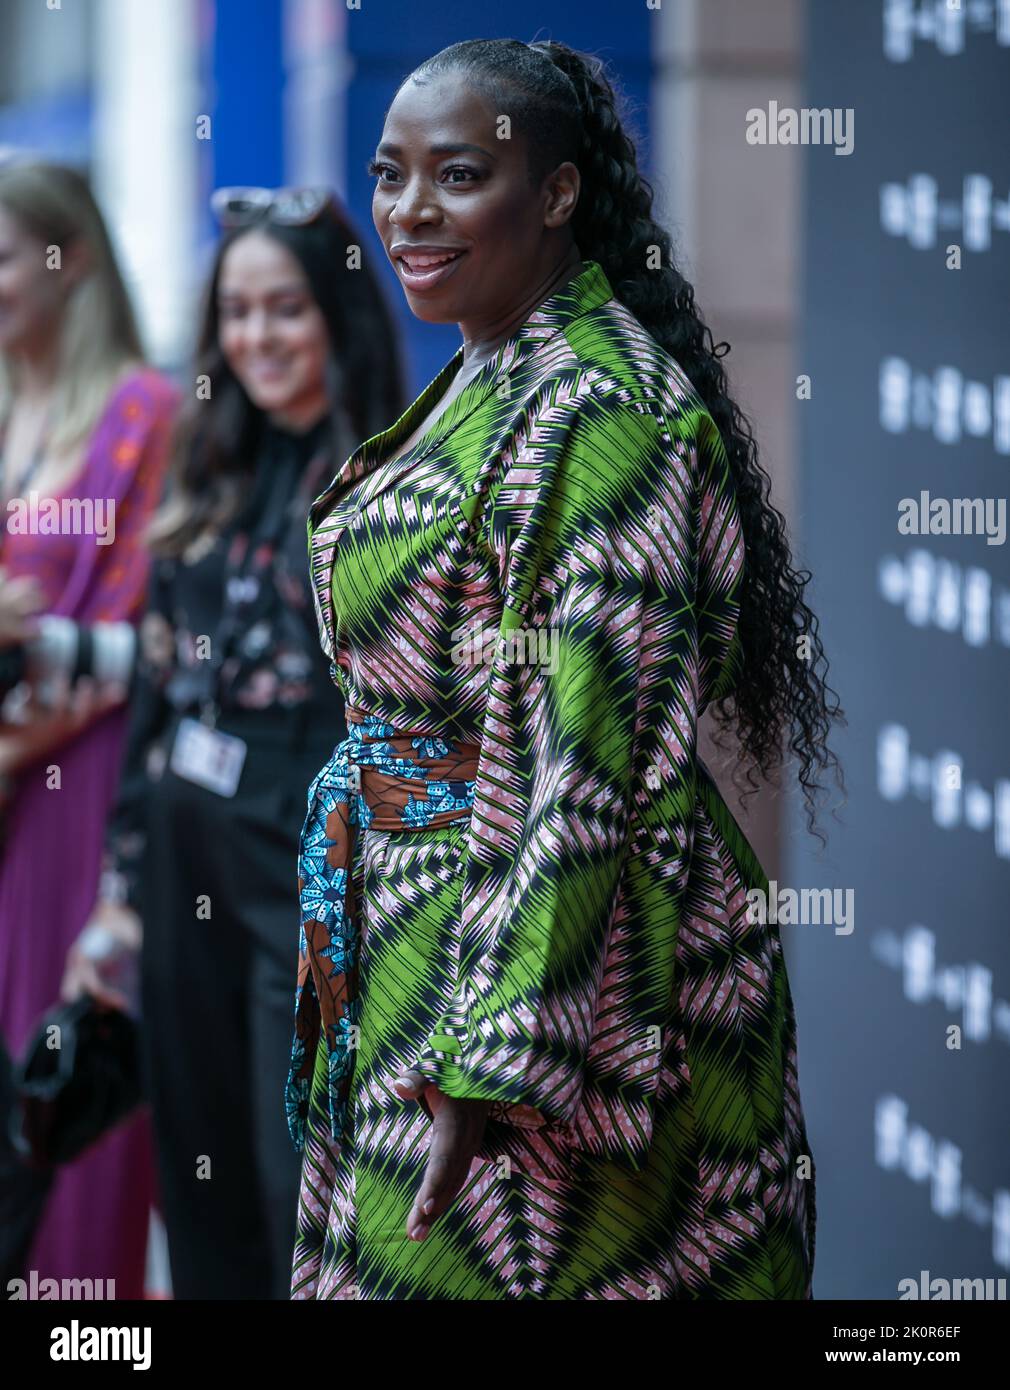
[653,0,805,877]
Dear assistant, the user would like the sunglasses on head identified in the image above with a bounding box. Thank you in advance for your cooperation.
[210,185,334,228]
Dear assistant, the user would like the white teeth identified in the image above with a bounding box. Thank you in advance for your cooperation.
[401,251,461,269]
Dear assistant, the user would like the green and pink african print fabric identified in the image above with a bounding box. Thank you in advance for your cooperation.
[288,259,816,1299]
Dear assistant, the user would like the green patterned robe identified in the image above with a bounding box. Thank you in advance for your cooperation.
[288,258,816,1299]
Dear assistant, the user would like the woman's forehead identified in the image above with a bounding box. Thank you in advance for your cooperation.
[384,72,500,136]
[219,234,309,291]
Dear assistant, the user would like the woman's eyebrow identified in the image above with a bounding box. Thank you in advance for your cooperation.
[374,141,497,160]
[217,285,307,300]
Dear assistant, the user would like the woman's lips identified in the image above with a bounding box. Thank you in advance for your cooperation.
[395,248,467,291]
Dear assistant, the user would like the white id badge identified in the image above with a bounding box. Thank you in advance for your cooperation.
[169,717,248,798]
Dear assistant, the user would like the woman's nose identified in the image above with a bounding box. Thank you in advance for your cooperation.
[243,311,275,348]
[388,175,439,227]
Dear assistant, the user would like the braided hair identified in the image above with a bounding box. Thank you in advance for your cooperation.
[403,37,845,840]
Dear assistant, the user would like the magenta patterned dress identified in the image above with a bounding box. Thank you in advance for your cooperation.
[0,366,178,1296]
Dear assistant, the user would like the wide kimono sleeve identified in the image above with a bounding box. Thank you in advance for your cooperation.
[411,386,728,1168]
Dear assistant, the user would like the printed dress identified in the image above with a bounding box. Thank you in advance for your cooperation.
[286,259,816,1300]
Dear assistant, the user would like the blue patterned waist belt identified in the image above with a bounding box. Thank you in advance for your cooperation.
[285,705,480,1151]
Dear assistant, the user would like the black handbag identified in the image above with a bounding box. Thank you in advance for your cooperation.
[9,996,144,1168]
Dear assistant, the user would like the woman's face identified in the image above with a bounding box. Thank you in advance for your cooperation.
[370,69,577,330]
[0,204,73,357]
[216,230,330,429]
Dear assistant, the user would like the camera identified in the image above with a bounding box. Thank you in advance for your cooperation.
[0,615,136,704]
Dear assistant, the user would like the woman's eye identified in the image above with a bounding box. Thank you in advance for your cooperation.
[442,165,479,184]
[366,159,482,186]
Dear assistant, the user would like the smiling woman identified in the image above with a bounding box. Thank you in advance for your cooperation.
[288,36,844,1303]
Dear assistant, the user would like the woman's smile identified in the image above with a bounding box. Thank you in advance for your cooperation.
[394,246,469,292]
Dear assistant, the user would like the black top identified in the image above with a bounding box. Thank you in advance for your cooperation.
[103,411,346,911]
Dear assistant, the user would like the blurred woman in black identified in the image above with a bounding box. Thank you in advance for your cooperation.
[63,188,405,1299]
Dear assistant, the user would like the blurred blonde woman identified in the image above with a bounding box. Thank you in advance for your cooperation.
[0,160,178,1296]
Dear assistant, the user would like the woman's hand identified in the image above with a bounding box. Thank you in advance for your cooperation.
[30,670,129,722]
[393,1069,493,1242]
[0,673,128,776]
[61,899,142,1012]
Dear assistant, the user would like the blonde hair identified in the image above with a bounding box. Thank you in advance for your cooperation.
[0,160,145,456]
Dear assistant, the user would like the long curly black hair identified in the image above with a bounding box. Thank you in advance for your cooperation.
[406,37,846,840]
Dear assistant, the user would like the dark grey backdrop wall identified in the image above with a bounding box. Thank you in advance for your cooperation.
[787,0,1010,1299]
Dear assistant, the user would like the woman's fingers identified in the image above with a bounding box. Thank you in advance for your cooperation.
[67,675,126,723]
[60,949,95,1002]
[46,670,73,715]
[394,1068,492,1239]
[405,1095,490,1241]
[407,1112,464,1240]
[99,680,128,707]
[61,904,142,1009]
[69,675,98,718]
[392,1068,427,1100]
[60,949,126,1010]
